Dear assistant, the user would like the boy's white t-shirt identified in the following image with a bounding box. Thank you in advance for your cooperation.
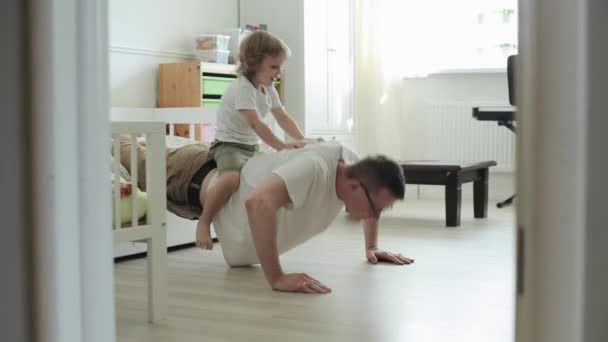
[214,75,283,145]
[212,142,360,266]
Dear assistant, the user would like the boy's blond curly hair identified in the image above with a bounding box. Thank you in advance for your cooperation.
[237,31,291,78]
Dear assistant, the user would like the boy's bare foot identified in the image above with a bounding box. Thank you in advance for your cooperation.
[196,221,214,250]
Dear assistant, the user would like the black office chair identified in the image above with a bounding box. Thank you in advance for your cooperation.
[472,55,517,208]
[497,55,517,208]
[507,55,516,107]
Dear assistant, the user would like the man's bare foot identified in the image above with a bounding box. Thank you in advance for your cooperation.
[195,220,213,250]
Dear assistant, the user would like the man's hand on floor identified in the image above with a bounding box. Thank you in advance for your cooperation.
[366,247,415,265]
[271,273,332,294]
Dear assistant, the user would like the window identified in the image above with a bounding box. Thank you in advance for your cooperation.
[376,0,518,76]
[305,0,354,133]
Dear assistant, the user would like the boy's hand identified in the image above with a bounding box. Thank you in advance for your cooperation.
[284,141,306,149]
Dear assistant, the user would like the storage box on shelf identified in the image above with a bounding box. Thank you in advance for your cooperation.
[200,75,233,99]
[194,34,230,50]
[158,61,284,141]
[194,34,231,64]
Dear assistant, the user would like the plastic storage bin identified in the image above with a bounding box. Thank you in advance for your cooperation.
[195,49,230,64]
[201,76,233,96]
[194,34,230,50]
[201,98,221,107]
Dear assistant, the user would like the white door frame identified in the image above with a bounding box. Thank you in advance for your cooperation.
[516,0,608,341]
[30,0,115,341]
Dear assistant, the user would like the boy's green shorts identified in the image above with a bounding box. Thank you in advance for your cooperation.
[209,140,258,173]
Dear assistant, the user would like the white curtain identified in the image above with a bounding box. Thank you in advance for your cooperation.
[354,0,436,158]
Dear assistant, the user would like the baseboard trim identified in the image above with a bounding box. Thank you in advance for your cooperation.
[113,238,217,263]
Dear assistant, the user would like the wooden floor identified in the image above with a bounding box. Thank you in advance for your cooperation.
[115,200,515,342]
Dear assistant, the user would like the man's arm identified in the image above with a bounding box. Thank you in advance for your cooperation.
[363,218,379,251]
[363,218,415,265]
[244,174,331,293]
[244,175,289,284]
[271,107,305,141]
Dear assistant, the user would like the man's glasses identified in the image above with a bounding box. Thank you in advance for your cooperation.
[360,182,380,218]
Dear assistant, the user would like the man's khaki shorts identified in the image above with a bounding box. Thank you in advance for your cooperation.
[210,140,257,173]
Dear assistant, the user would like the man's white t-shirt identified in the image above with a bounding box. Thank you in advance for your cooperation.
[214,75,283,145]
[212,142,360,266]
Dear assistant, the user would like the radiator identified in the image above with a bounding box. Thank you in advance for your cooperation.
[419,102,515,172]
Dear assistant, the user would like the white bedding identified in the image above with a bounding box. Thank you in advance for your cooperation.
[137,134,201,149]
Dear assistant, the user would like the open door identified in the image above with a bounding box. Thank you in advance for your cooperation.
[516,0,608,341]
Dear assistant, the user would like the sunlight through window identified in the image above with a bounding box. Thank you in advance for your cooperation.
[374,0,518,76]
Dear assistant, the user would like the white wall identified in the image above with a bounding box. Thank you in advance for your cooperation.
[402,72,509,158]
[239,0,306,132]
[109,0,238,107]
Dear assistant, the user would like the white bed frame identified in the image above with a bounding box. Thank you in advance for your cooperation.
[111,107,218,258]
[111,107,217,139]
[111,121,167,323]
[110,107,217,322]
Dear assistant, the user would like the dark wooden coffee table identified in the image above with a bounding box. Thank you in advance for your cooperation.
[400,161,497,227]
